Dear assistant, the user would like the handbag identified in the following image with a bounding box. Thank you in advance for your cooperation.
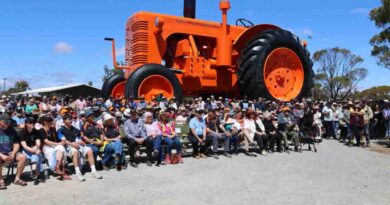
[170,154,179,164]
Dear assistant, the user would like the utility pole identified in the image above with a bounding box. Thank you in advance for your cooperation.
[3,78,6,93]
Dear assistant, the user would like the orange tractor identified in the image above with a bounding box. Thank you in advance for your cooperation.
[103,0,314,102]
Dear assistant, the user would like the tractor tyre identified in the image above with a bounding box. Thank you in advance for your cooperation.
[101,73,126,99]
[237,29,314,101]
[125,64,183,102]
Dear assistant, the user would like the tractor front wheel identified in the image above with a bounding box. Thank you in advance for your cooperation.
[125,64,183,101]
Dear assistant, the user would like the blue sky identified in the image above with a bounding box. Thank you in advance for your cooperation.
[0,0,388,91]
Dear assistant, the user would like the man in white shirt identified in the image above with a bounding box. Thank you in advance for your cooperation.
[322,102,335,139]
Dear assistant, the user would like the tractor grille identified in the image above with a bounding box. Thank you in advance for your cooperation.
[126,21,149,66]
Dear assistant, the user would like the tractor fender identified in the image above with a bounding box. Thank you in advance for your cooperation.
[233,24,281,53]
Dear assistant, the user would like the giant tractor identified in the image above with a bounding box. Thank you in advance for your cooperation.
[103,0,314,102]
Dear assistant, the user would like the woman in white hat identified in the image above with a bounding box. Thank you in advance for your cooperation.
[103,113,124,171]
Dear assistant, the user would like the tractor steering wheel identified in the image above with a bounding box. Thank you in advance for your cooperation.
[235,18,254,28]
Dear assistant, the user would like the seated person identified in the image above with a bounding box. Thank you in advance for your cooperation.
[224,117,240,155]
[277,107,300,152]
[81,111,114,171]
[102,113,124,171]
[20,117,44,185]
[0,113,27,189]
[144,112,164,166]
[40,115,70,180]
[58,114,102,181]
[252,111,269,155]
[157,111,183,164]
[123,108,153,168]
[205,111,231,159]
[263,113,281,153]
[188,108,212,159]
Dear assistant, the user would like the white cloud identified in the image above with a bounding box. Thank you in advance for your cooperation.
[116,46,125,56]
[349,8,370,15]
[53,41,74,54]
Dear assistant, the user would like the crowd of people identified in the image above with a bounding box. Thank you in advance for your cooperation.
[0,93,389,189]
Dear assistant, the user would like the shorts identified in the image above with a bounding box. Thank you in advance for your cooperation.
[22,150,43,164]
[65,145,91,158]
[43,145,66,170]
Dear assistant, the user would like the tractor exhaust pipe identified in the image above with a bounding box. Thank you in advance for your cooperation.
[184,0,196,18]
[104,37,131,70]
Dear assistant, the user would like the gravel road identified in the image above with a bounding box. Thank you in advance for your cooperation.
[1,140,389,205]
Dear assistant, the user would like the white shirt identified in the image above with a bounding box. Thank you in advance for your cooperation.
[322,106,333,121]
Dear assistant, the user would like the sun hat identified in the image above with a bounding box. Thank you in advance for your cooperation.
[225,118,235,124]
[103,113,114,123]
[123,108,131,118]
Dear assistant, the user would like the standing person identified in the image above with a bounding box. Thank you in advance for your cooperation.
[350,103,365,147]
[0,113,27,188]
[58,114,102,181]
[103,113,124,171]
[123,108,153,167]
[339,104,349,143]
[40,115,70,180]
[322,102,334,139]
[157,111,184,163]
[362,100,373,147]
[188,108,212,159]
[383,100,390,145]
[312,105,323,141]
[20,117,44,185]
[332,103,342,139]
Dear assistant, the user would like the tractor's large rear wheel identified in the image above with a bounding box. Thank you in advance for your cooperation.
[102,73,126,99]
[125,64,183,101]
[237,29,314,101]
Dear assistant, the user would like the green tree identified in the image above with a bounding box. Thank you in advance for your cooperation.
[87,81,93,86]
[313,47,368,101]
[353,85,390,100]
[102,62,125,82]
[4,80,30,95]
[369,0,390,69]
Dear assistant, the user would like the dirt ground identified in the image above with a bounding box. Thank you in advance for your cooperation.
[1,140,390,205]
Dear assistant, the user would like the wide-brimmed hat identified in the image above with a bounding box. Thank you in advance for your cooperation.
[123,108,131,117]
[196,108,205,113]
[103,113,114,123]
[225,118,235,124]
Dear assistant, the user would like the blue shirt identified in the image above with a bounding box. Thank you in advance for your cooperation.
[189,117,205,136]
[12,116,25,126]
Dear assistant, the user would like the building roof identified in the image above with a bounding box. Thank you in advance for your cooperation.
[12,83,100,95]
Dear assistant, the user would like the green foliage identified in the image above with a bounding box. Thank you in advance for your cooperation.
[369,0,390,69]
[353,86,390,100]
[3,80,30,95]
[102,62,125,82]
[87,81,93,86]
[313,47,368,101]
